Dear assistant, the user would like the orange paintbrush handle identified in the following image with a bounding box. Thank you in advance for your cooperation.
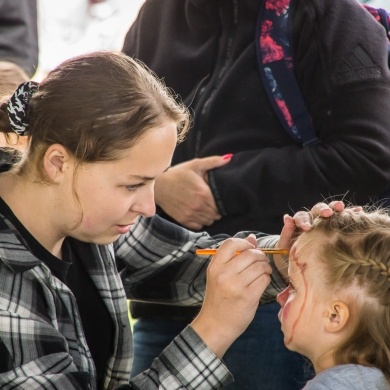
[195,248,289,256]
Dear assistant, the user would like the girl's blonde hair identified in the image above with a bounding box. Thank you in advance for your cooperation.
[305,207,390,380]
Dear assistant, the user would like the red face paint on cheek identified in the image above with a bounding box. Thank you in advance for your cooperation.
[285,256,308,346]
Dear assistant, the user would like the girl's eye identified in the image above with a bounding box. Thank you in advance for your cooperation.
[288,282,296,294]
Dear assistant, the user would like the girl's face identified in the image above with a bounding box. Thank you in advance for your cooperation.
[63,120,177,244]
[276,239,327,360]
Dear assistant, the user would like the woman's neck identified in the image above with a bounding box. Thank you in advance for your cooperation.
[0,173,66,258]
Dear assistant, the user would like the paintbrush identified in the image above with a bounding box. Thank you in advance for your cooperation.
[195,248,289,256]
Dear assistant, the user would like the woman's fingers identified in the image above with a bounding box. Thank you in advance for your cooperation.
[194,237,273,353]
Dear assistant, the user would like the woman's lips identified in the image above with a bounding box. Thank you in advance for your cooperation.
[115,224,133,234]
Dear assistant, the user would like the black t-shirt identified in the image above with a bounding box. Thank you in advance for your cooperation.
[0,197,114,389]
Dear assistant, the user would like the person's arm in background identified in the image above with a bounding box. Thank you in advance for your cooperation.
[123,0,390,235]
[154,155,233,230]
[0,0,38,78]
[202,0,390,235]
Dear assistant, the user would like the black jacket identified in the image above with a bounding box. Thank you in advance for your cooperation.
[123,0,390,319]
[124,0,390,236]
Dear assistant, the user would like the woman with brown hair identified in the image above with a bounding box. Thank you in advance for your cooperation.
[0,50,278,389]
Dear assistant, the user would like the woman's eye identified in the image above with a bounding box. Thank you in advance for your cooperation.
[126,184,143,192]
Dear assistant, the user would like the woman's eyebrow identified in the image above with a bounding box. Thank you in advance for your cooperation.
[127,165,172,181]
[127,174,155,181]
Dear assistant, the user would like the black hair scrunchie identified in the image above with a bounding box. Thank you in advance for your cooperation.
[7,81,39,136]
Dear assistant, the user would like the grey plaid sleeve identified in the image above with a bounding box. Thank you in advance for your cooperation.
[130,326,233,389]
[255,234,287,303]
[116,216,287,305]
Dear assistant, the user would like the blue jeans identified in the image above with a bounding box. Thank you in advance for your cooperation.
[130,302,314,389]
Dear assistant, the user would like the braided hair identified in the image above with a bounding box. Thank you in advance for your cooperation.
[307,207,390,380]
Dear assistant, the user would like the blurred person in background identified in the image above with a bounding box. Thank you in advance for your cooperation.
[36,0,143,78]
[0,0,38,78]
[123,0,390,388]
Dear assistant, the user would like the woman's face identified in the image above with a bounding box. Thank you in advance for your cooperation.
[63,120,177,244]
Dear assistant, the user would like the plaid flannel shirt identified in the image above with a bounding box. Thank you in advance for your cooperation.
[0,213,285,389]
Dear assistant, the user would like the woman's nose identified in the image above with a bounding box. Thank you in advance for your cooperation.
[132,187,156,218]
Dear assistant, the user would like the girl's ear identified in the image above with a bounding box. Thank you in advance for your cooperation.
[324,301,350,333]
[43,144,70,182]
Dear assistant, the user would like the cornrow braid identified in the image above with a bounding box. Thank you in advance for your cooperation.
[356,257,390,281]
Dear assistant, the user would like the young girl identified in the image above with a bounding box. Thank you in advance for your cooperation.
[0,50,282,390]
[277,207,390,389]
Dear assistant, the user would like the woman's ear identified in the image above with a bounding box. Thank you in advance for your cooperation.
[324,301,350,333]
[43,144,70,182]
